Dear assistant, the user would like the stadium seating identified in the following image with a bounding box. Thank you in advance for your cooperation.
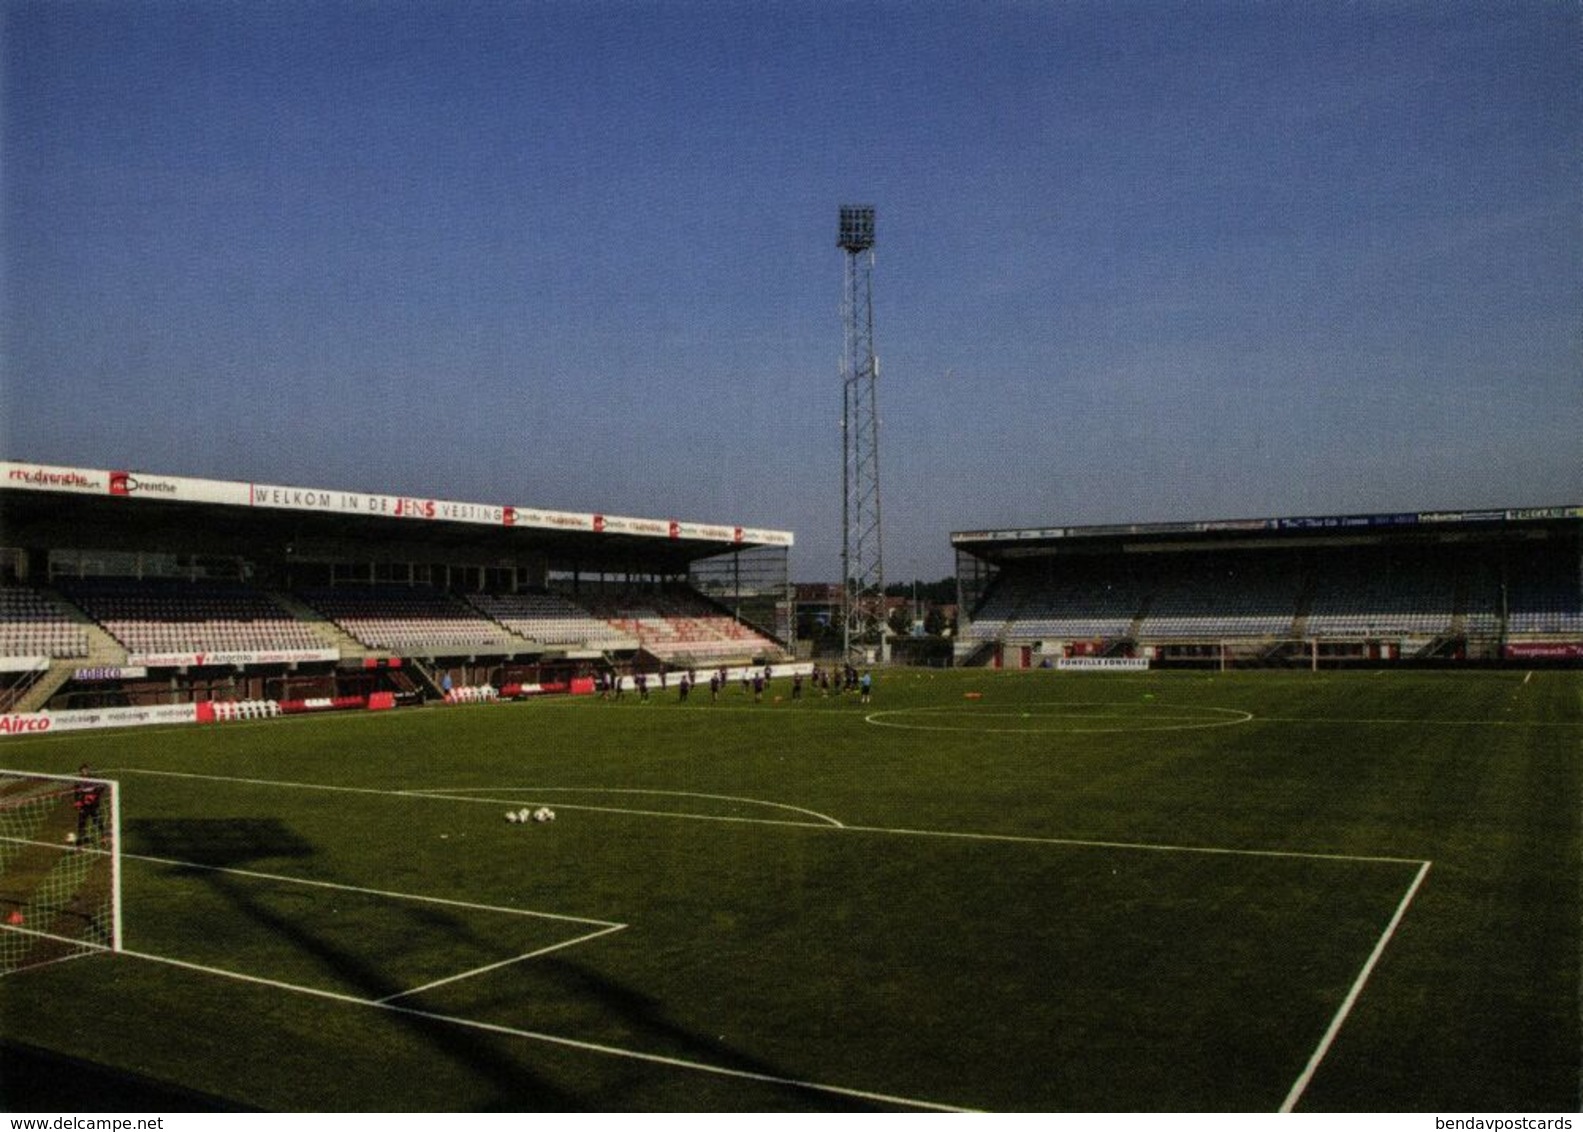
[1303,553,1457,637]
[297,585,518,655]
[0,586,89,659]
[1458,559,1504,637]
[973,557,1302,643]
[468,592,635,650]
[14,578,780,665]
[59,578,328,656]
[964,571,1143,642]
[1136,559,1300,639]
[1506,558,1583,635]
[966,540,1583,652]
[582,590,781,661]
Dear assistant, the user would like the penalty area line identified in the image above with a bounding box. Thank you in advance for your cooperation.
[122,849,624,929]
[374,923,628,1004]
[115,947,975,1112]
[1280,858,1433,1112]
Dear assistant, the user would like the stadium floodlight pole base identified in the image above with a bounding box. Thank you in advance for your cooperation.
[0,769,122,974]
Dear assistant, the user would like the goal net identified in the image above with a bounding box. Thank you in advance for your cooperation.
[0,769,121,974]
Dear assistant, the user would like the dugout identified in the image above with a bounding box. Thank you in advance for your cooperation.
[952,506,1583,669]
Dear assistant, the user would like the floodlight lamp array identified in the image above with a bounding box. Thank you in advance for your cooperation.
[838,206,876,252]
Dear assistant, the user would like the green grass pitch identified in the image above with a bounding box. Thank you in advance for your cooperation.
[1,667,1578,1111]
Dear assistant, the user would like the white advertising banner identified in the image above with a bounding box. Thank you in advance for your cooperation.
[0,462,252,505]
[3,461,794,548]
[128,648,340,668]
[2,461,110,495]
[736,527,794,547]
[109,470,250,505]
[675,521,735,542]
[0,703,199,737]
[248,483,509,526]
[511,507,595,533]
[1056,657,1151,672]
[74,665,150,681]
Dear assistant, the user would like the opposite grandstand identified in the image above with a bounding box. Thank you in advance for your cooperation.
[953,507,1583,669]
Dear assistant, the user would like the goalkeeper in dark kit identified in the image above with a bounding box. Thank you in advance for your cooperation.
[74,765,107,847]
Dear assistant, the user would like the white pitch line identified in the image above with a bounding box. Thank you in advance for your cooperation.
[1,834,113,858]
[116,947,975,1112]
[837,821,1429,867]
[124,850,624,929]
[0,937,112,977]
[865,702,1254,735]
[1279,859,1433,1112]
[375,923,629,1004]
[97,765,1436,1108]
[409,786,846,829]
[427,796,843,834]
[107,766,1419,864]
[109,765,435,800]
[1253,715,1581,728]
[108,768,848,829]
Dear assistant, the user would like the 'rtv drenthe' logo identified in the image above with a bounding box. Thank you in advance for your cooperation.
[110,471,178,497]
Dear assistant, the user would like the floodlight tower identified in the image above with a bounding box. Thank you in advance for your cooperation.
[838,205,885,663]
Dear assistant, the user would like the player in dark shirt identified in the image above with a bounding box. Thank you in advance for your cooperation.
[74,764,107,847]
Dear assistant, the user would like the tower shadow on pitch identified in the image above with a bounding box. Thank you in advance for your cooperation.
[125,816,584,1109]
[131,816,315,868]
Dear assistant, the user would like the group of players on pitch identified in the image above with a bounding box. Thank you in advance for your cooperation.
[596,663,874,705]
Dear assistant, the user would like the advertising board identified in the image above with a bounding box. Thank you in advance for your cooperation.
[1,460,793,549]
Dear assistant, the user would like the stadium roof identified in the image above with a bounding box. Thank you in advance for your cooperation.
[0,460,792,573]
[952,505,1583,558]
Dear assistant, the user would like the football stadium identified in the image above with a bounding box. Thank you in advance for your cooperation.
[0,461,1578,1112]
[5,1,1580,1117]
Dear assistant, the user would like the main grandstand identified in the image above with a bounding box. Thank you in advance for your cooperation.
[953,506,1583,669]
[0,460,793,716]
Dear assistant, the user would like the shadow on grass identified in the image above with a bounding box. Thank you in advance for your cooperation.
[0,1039,257,1112]
[126,817,584,1108]
[123,818,867,1109]
[516,957,893,1111]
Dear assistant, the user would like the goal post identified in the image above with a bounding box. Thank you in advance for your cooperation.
[1212,639,1322,671]
[0,769,121,973]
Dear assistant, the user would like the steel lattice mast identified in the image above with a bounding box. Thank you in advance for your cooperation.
[839,205,884,662]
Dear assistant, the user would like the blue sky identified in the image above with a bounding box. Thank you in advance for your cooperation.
[3,0,1578,581]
